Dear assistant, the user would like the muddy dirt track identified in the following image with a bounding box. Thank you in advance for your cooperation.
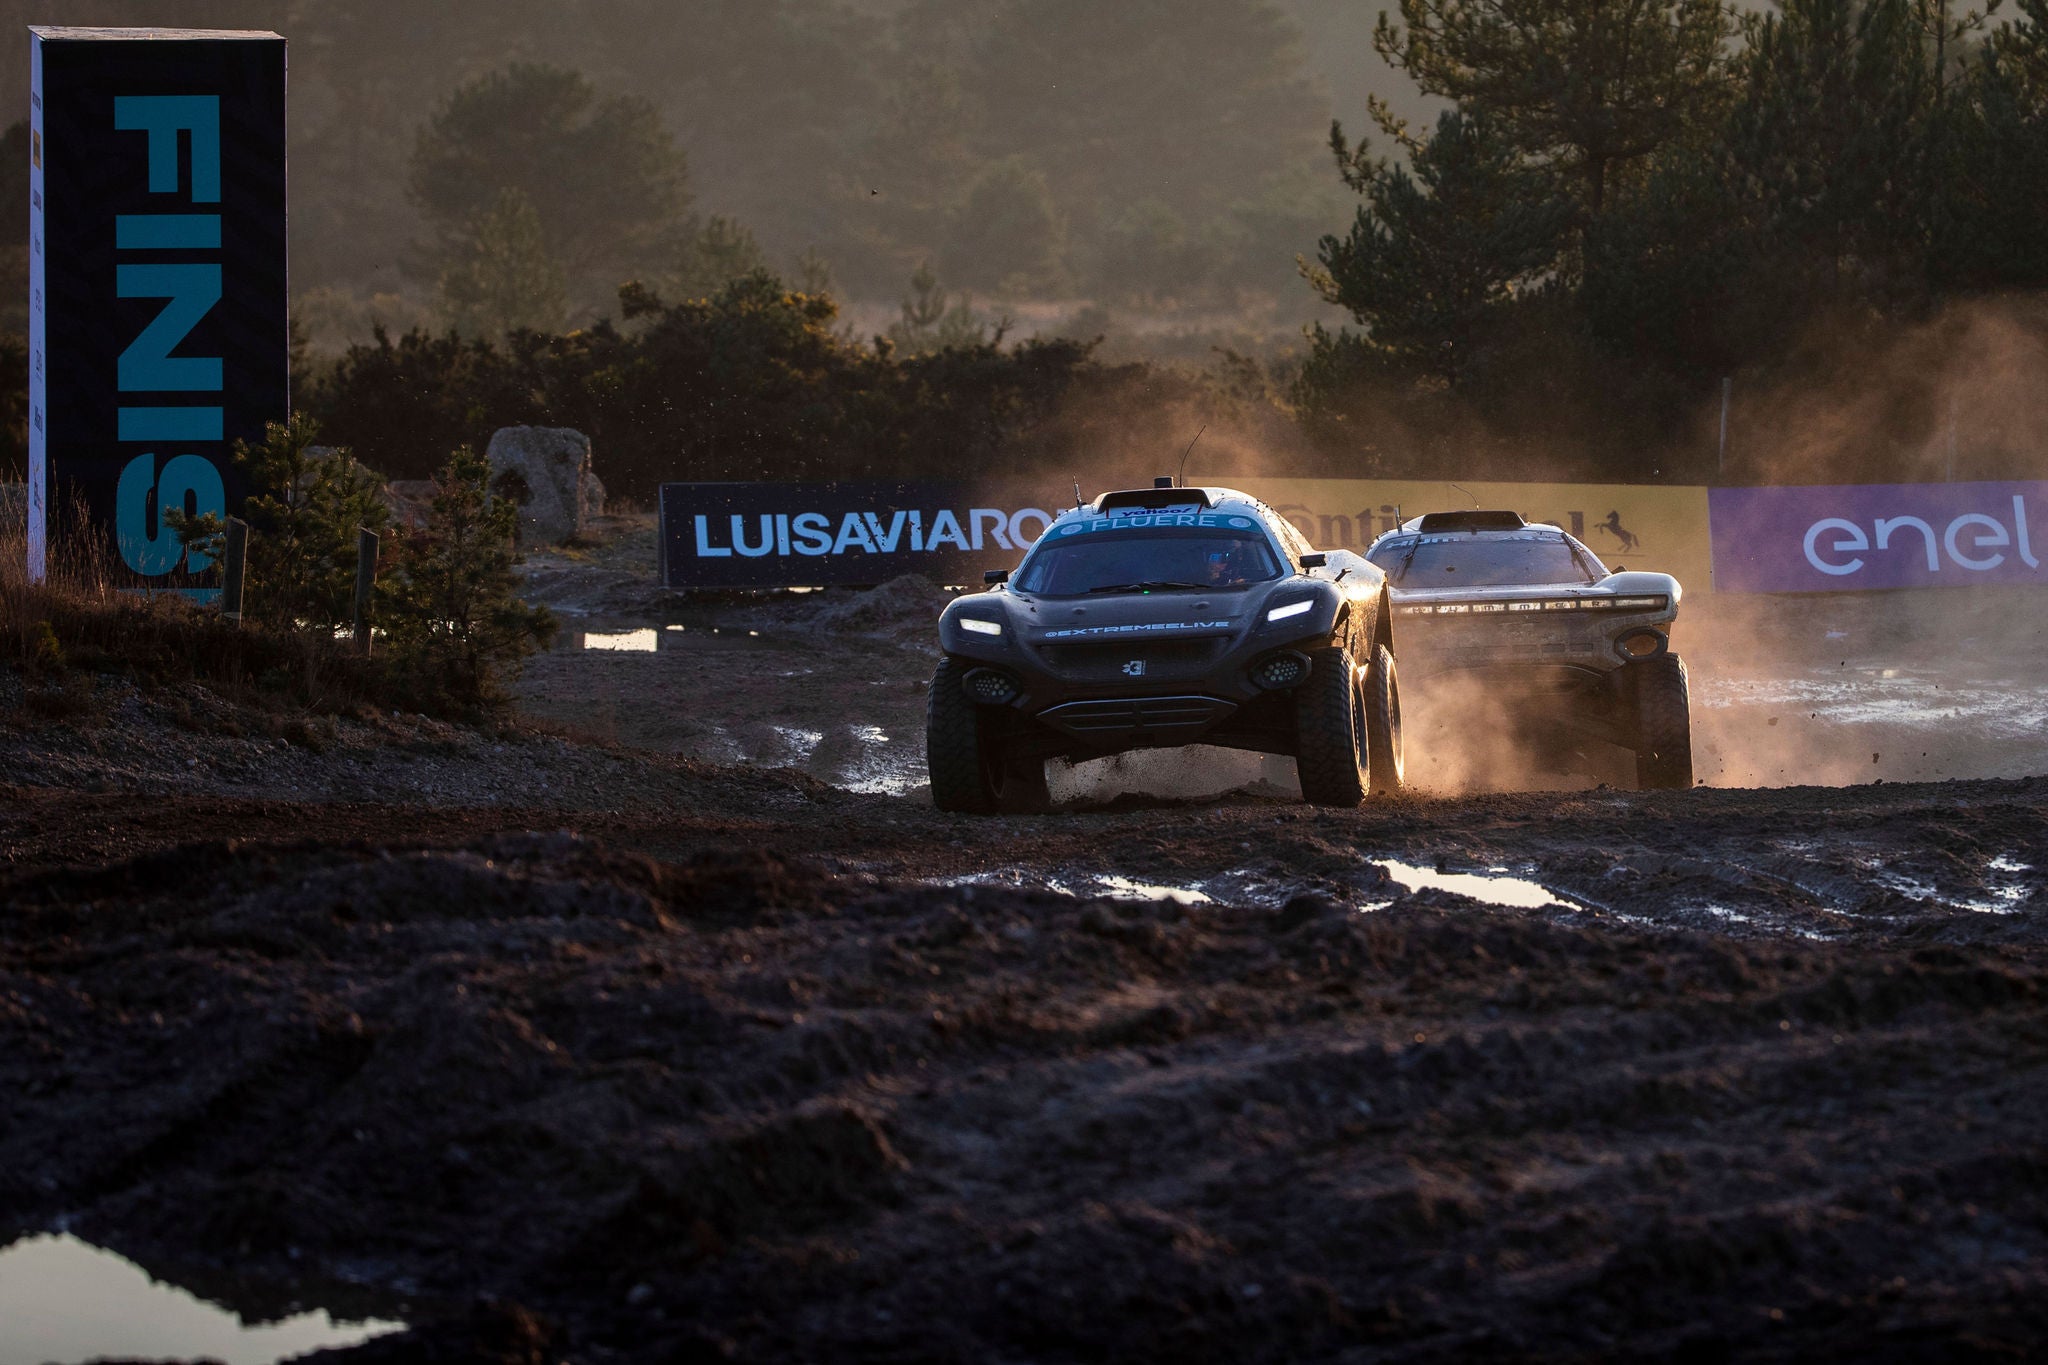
[6,524,2048,1361]
[5,766,2048,1363]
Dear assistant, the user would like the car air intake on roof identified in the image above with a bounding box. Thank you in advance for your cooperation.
[1415,510,1527,532]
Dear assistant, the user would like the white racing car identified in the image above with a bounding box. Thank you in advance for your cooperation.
[1364,510,1693,789]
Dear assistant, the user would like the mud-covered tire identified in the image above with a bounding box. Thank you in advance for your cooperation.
[1295,647,1366,807]
[1361,642,1404,796]
[1629,653,1694,791]
[994,752,1050,813]
[926,657,1048,814]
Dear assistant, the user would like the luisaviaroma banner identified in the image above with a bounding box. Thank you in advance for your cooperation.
[658,477,1717,591]
[658,480,1071,588]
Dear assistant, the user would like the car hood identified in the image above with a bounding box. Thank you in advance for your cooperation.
[1022,583,1273,639]
[939,575,1332,655]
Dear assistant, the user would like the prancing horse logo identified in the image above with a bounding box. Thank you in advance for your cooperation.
[1122,659,1147,677]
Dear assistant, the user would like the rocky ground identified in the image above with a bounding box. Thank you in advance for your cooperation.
[3,516,2047,1362]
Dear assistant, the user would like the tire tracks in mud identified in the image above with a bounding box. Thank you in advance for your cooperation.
[5,775,2048,1360]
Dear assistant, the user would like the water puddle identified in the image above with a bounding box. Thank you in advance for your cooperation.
[0,1234,405,1365]
[562,620,783,654]
[825,725,927,797]
[1373,859,1581,910]
[581,627,657,652]
[1095,875,1213,905]
[1699,672,2048,741]
[941,868,1219,906]
[771,725,824,765]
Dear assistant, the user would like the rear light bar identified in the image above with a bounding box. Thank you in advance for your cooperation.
[1399,594,1667,617]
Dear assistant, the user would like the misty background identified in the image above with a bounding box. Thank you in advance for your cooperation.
[0,1,1435,359]
[0,0,2043,495]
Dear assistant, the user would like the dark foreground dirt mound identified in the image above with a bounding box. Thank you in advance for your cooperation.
[5,826,2048,1362]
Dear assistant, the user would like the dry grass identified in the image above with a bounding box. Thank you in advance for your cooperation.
[0,494,396,719]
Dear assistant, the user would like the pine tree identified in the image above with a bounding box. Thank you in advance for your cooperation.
[1372,0,1735,216]
[436,187,569,338]
[382,446,554,709]
[1307,111,1572,385]
[886,261,998,355]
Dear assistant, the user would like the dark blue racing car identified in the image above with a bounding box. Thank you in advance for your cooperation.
[927,480,1405,811]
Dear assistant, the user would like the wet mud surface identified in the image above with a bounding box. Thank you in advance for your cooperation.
[4,774,2048,1362]
[6,528,2048,1360]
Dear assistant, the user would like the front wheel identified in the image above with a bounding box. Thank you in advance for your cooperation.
[1295,647,1366,807]
[926,657,1048,814]
[1629,653,1694,791]
[1361,642,1404,796]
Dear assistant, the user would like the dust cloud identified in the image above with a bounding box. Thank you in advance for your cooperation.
[1049,747,1300,806]
[1723,295,2048,488]
[662,290,2048,805]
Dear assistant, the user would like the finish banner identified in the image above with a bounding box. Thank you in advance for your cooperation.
[1234,478,1715,594]
[659,480,1067,588]
[1709,480,2048,593]
[29,27,289,595]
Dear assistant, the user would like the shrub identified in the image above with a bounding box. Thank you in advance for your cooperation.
[380,446,555,710]
[302,270,1125,500]
[134,420,549,718]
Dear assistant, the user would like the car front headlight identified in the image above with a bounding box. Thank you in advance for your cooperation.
[1266,600,1314,623]
[959,617,1003,636]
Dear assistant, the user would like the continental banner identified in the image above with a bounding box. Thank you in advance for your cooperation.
[1233,479,1716,594]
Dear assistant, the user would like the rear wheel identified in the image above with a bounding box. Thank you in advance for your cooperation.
[1295,647,1366,807]
[927,657,1048,813]
[1361,642,1404,796]
[1629,653,1694,791]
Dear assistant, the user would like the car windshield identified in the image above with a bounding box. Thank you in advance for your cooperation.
[1369,533,1601,587]
[1015,527,1282,596]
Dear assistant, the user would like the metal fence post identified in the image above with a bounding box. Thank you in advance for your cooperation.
[221,517,249,622]
[1718,376,1731,481]
[1947,393,1958,482]
[354,527,379,655]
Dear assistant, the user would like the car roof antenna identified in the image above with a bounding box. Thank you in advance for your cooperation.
[1177,424,1207,488]
[1447,485,1481,531]
[1072,479,1083,511]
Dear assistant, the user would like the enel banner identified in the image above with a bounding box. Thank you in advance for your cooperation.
[1708,481,2048,593]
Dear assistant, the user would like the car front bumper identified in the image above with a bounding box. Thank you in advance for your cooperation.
[944,628,1329,758]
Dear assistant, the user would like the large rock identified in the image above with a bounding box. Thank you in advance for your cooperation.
[485,426,599,544]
